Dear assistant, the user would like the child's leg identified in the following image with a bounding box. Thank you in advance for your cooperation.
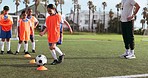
[24,41,28,53]
[49,43,58,60]
[30,35,35,52]
[17,41,22,52]
[6,38,10,51]
[55,46,63,56]
[1,39,5,54]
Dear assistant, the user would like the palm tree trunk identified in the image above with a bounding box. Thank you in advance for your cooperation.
[91,12,94,32]
[16,5,18,15]
[60,4,62,14]
[73,5,76,31]
[77,6,79,31]
[89,9,91,32]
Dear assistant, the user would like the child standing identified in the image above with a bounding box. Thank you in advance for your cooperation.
[15,10,32,55]
[27,8,39,53]
[0,6,13,54]
[40,4,64,65]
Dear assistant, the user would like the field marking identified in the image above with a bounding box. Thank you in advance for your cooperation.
[99,74,148,78]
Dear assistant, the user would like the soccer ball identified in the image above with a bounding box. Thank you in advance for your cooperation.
[35,54,47,66]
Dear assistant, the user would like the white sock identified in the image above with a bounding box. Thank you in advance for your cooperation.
[17,43,21,52]
[32,42,35,50]
[131,50,134,54]
[1,42,4,51]
[6,42,10,51]
[25,43,28,52]
[55,46,63,56]
[50,50,58,60]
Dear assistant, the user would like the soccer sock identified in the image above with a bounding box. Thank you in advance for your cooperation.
[1,42,4,51]
[50,49,58,60]
[32,42,35,50]
[17,43,21,52]
[25,43,28,52]
[131,50,134,54]
[55,46,63,56]
[6,42,10,51]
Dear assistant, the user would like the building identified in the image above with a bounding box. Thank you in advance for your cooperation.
[67,10,117,32]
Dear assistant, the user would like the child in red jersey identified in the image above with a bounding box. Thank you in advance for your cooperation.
[15,10,32,55]
[0,6,13,54]
[40,4,64,65]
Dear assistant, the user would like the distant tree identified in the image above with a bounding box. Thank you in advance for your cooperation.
[13,0,21,15]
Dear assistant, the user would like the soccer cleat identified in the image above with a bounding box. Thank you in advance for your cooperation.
[25,52,30,55]
[14,51,19,55]
[7,50,13,54]
[1,51,4,54]
[50,60,59,65]
[58,54,65,63]
[125,54,136,59]
[32,50,36,53]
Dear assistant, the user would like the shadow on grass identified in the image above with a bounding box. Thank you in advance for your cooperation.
[0,64,37,68]
[64,56,120,60]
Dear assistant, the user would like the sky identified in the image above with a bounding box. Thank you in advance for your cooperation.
[0,0,147,28]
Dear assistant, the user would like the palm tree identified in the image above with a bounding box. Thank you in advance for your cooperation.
[87,0,93,31]
[59,0,64,14]
[115,3,121,33]
[102,1,107,32]
[13,0,21,15]
[77,4,81,31]
[33,0,40,18]
[41,0,49,18]
[109,9,114,20]
[72,0,78,31]
[23,0,30,9]
[54,0,59,9]
[140,19,146,29]
[91,5,96,32]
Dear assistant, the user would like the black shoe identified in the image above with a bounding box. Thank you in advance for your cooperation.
[25,52,30,55]
[1,51,4,54]
[7,50,13,54]
[32,50,36,53]
[58,54,65,63]
[14,51,19,55]
[50,60,59,65]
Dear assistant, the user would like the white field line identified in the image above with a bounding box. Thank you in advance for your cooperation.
[99,74,148,78]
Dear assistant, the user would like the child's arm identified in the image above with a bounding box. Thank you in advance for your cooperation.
[64,20,73,34]
[39,27,47,36]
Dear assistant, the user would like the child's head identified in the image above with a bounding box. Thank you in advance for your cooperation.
[3,6,9,15]
[47,4,57,15]
[21,10,27,19]
[27,8,32,16]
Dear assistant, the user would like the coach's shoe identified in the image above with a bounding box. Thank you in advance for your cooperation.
[120,50,130,58]
[7,50,13,54]
[14,51,19,55]
[1,51,4,54]
[125,54,136,59]
[32,50,36,53]
[58,54,65,63]
[50,60,59,65]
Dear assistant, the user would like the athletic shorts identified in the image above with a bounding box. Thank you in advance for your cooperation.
[0,30,11,38]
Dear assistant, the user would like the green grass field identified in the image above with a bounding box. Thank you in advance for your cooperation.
[0,33,148,78]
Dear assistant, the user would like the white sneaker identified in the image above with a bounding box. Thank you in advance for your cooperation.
[125,54,136,59]
[120,52,128,58]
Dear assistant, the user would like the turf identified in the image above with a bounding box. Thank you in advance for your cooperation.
[0,33,148,78]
